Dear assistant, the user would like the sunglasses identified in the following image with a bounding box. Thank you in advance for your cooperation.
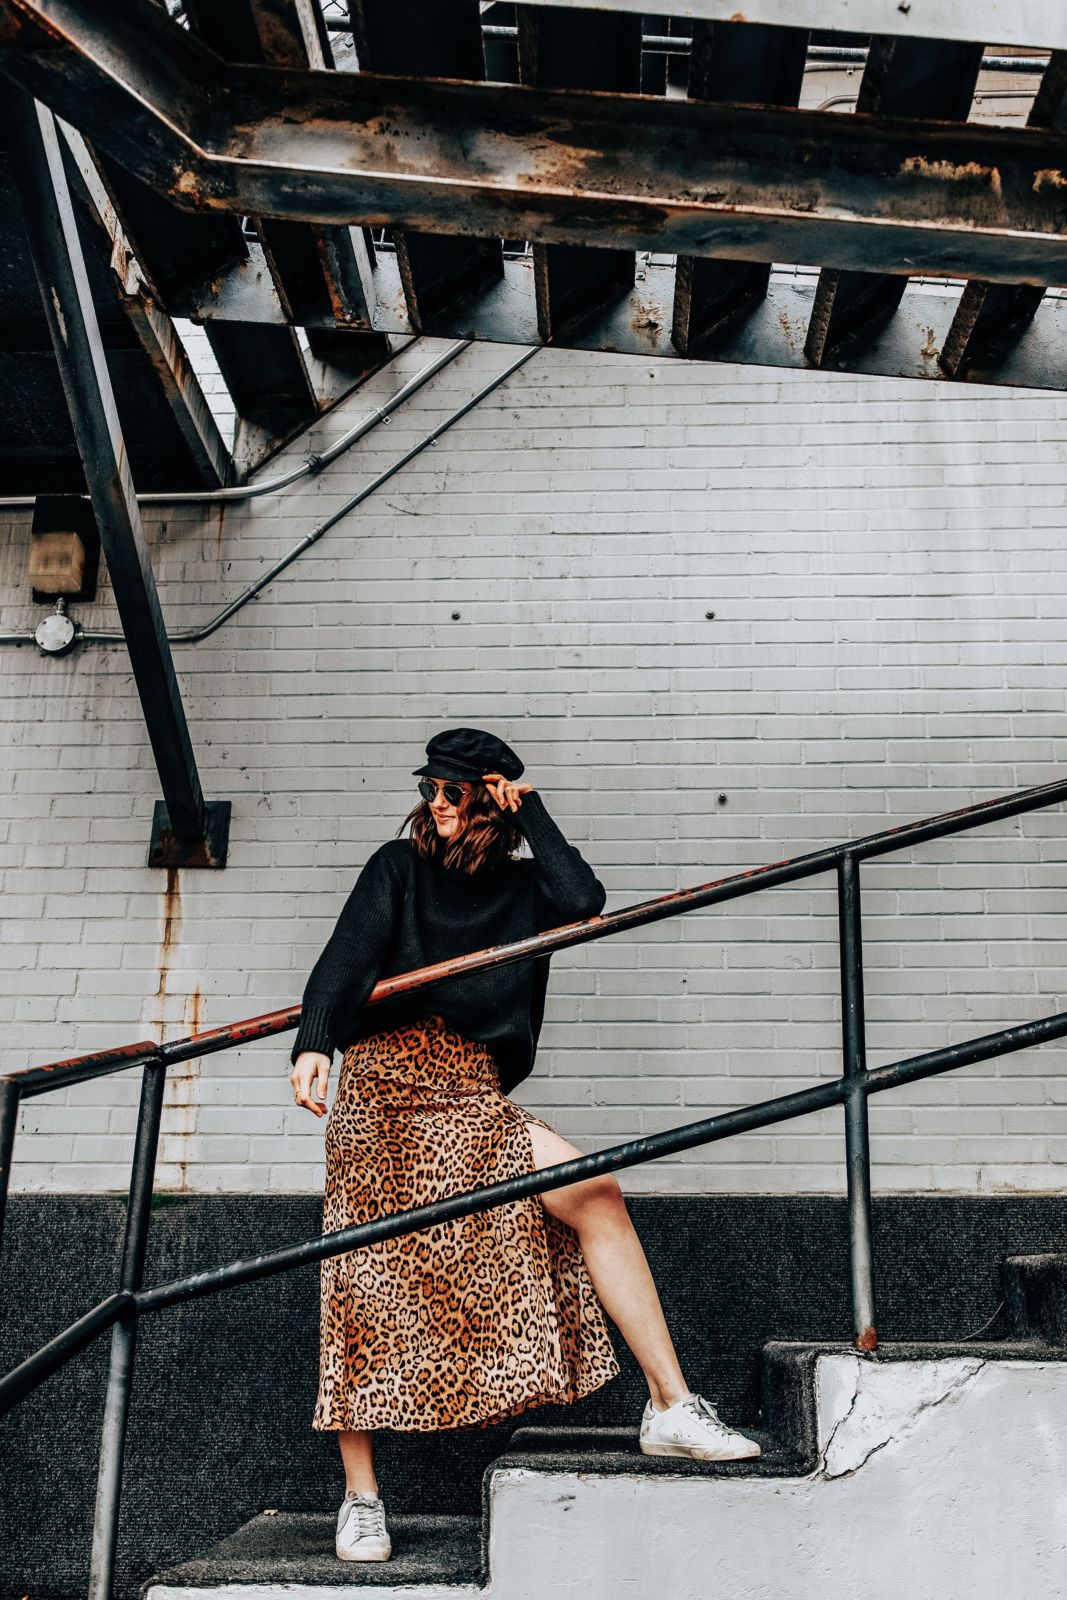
[417,778,469,806]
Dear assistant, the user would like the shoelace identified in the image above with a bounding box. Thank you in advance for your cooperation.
[679,1394,729,1434]
[344,1495,387,1538]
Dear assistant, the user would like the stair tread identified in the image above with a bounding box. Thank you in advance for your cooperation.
[500,1424,803,1476]
[147,1511,483,1591]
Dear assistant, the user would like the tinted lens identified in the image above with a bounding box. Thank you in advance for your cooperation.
[417,779,466,805]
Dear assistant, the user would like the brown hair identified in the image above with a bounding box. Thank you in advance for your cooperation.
[398,782,525,875]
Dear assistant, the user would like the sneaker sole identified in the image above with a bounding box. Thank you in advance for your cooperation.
[639,1439,761,1462]
[336,1544,392,1562]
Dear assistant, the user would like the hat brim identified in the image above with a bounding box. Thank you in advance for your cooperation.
[412,761,483,782]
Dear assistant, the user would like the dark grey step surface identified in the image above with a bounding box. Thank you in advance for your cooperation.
[146,1512,483,1592]
[502,1422,795,1476]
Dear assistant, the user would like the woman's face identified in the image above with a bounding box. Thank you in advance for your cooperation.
[426,779,471,840]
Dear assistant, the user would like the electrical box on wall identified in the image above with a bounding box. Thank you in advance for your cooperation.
[28,494,100,603]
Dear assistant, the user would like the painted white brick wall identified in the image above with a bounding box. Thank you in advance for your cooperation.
[3,336,1067,1195]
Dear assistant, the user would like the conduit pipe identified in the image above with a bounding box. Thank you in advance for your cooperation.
[0,336,467,510]
[0,344,539,648]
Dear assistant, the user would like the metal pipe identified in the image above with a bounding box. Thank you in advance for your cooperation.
[87,1061,167,1600]
[0,336,465,511]
[0,1079,19,1270]
[133,1003,1067,1317]
[838,854,877,1352]
[7,769,1067,1097]
[7,1001,1067,1412]
[0,345,538,650]
[1,1041,160,1101]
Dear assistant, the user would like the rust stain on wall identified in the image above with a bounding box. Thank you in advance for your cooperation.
[153,868,199,1192]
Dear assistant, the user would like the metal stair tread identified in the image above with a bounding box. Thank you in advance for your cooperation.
[144,1510,483,1592]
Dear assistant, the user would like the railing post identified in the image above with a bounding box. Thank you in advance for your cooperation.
[837,853,877,1351]
[0,1079,19,1270]
[88,1058,167,1600]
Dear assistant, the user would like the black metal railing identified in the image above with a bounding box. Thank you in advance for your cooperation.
[4,770,1067,1600]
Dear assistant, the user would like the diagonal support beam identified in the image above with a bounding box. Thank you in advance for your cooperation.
[4,1,1067,286]
[59,124,232,489]
[2,89,228,865]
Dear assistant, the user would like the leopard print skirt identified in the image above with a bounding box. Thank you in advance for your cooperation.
[313,1011,621,1432]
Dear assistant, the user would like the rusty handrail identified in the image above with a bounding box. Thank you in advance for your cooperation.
[7,767,1067,1100]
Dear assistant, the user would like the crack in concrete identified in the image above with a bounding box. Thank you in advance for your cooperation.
[820,1359,987,1481]
[818,1358,862,1474]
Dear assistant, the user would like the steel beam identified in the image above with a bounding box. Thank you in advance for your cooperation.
[804,37,984,367]
[350,0,505,332]
[205,319,319,478]
[360,251,1067,393]
[517,3,640,344]
[4,1,1067,286]
[60,125,232,489]
[183,0,381,337]
[3,90,227,862]
[673,19,808,356]
[940,50,1067,379]
[513,0,1067,52]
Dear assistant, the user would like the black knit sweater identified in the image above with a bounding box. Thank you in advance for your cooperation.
[289,792,606,1095]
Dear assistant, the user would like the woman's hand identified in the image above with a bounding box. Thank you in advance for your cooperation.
[290,1050,331,1117]
[482,771,535,813]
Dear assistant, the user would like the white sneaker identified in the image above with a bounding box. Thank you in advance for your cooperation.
[639,1391,761,1461]
[335,1490,392,1561]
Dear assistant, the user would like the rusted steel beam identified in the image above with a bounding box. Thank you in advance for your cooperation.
[940,49,1067,380]
[804,37,984,368]
[183,0,382,339]
[351,0,504,333]
[3,1,1067,286]
[517,3,640,344]
[361,250,1067,393]
[89,161,249,311]
[672,19,808,357]
[515,0,1067,52]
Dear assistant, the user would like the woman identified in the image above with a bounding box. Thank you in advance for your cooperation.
[290,726,760,1563]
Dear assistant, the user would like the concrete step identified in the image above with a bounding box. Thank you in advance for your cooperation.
[145,1510,484,1594]
[143,1342,1067,1600]
[1003,1252,1067,1343]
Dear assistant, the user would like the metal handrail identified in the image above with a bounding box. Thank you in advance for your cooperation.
[3,769,1067,1600]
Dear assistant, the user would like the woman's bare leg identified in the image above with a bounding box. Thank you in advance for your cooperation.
[338,1429,379,1495]
[525,1122,690,1411]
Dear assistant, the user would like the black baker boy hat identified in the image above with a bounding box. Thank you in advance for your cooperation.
[412,726,524,784]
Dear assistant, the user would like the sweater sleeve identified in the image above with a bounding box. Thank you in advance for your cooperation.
[289,844,403,1066]
[513,790,607,923]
